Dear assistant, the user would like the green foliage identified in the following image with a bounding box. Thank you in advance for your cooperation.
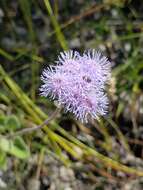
[5,115,21,131]
[0,115,29,168]
[0,115,21,132]
[0,150,7,169]
[0,137,30,160]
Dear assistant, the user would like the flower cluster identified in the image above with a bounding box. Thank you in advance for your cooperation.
[40,50,111,122]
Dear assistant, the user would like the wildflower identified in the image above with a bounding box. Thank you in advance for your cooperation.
[40,50,111,122]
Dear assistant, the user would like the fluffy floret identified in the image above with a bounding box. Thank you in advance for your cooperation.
[40,50,111,122]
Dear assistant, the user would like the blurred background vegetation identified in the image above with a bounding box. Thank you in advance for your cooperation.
[0,0,143,189]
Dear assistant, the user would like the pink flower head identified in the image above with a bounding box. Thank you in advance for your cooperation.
[40,50,111,123]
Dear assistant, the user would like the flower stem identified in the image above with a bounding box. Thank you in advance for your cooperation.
[7,108,61,138]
